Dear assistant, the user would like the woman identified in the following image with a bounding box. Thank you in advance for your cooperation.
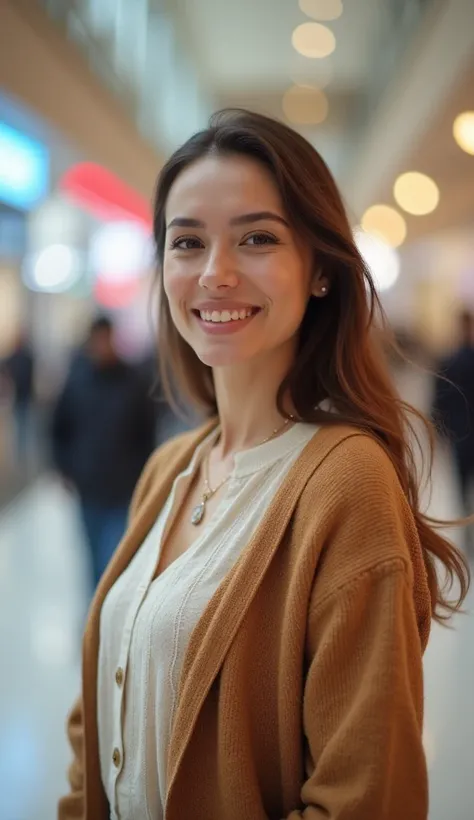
[59,110,469,820]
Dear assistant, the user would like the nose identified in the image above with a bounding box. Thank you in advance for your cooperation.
[199,247,239,290]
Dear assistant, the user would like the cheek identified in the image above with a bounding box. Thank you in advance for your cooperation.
[163,260,189,305]
[162,264,191,334]
[262,259,310,315]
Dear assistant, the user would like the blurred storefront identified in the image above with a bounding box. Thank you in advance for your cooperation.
[0,117,50,496]
[0,92,157,504]
[0,122,48,351]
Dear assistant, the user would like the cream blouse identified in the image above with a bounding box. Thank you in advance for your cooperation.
[98,421,319,820]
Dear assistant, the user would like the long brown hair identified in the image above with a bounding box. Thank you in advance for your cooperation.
[152,108,470,623]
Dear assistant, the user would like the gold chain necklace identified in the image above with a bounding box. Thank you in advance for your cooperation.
[191,415,295,526]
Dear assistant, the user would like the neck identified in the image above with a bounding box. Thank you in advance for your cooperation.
[212,345,296,459]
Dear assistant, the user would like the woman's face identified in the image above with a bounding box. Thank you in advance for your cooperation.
[163,154,319,369]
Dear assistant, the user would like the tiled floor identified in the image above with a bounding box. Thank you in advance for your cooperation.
[0,477,86,820]
[0,371,473,820]
[421,448,474,820]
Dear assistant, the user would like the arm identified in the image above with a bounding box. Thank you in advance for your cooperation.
[57,698,85,820]
[286,561,428,820]
[286,434,430,819]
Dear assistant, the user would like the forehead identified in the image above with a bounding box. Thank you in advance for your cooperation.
[165,154,284,220]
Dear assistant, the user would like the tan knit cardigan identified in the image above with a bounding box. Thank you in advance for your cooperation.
[58,421,432,820]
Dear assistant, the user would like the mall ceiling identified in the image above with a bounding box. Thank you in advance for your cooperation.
[167,0,473,246]
[166,0,387,180]
[373,53,474,244]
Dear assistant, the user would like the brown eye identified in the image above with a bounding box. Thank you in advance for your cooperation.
[170,236,204,250]
[242,232,279,246]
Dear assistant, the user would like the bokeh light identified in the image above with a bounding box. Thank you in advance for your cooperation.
[23,244,81,293]
[282,85,329,125]
[361,204,407,248]
[299,0,343,21]
[393,172,440,216]
[354,228,400,292]
[89,221,153,282]
[453,111,474,156]
[292,22,336,59]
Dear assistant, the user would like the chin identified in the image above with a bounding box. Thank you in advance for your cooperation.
[195,344,257,369]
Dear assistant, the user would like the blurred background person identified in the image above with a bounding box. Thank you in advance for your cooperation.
[0,330,35,472]
[51,315,157,591]
[432,310,474,520]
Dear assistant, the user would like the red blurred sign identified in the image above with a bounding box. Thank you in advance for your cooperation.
[60,163,152,228]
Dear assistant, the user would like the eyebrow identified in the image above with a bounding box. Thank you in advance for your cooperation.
[166,211,289,229]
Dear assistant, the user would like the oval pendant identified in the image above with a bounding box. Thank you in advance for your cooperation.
[191,501,205,526]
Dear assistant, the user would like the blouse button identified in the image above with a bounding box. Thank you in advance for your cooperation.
[112,747,121,768]
[115,667,124,687]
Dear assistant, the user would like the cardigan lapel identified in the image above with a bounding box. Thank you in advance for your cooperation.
[165,424,359,810]
[81,420,218,818]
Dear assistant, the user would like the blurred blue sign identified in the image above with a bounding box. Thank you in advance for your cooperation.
[0,123,49,210]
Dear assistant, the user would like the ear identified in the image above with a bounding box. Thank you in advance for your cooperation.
[311,270,330,298]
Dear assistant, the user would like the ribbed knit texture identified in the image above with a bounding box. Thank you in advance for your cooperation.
[58,421,432,820]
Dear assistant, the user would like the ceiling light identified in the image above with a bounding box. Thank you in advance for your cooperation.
[393,172,439,216]
[453,111,474,156]
[282,85,329,125]
[292,22,336,59]
[299,0,343,21]
[354,229,400,293]
[360,204,407,248]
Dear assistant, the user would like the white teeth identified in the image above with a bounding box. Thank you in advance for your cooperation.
[199,308,256,323]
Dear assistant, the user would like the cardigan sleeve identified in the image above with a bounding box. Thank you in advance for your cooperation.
[285,559,428,820]
[57,697,86,820]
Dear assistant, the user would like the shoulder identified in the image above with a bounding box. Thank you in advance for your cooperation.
[297,426,421,589]
[306,426,404,507]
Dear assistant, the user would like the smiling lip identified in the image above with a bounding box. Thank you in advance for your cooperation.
[192,300,261,312]
[191,303,262,335]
